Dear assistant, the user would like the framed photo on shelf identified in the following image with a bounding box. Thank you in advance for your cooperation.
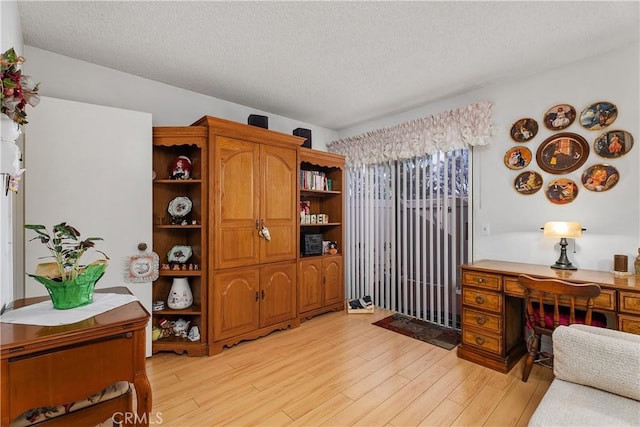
[536,132,589,174]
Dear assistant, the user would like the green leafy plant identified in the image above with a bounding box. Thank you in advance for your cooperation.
[25,222,108,282]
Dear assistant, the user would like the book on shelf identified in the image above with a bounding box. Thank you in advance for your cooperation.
[300,169,327,191]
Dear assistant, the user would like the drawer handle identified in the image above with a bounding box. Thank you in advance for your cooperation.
[475,316,487,325]
[475,336,486,346]
[475,278,485,283]
[475,295,485,304]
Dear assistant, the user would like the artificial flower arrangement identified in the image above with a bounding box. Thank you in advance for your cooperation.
[1,47,40,125]
[25,222,109,309]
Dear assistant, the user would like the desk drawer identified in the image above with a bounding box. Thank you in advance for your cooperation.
[618,314,640,335]
[462,288,502,313]
[504,276,524,297]
[462,271,502,291]
[619,291,640,315]
[8,334,134,416]
[462,308,502,333]
[462,327,502,355]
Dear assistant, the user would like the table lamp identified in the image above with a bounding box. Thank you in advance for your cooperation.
[543,221,582,270]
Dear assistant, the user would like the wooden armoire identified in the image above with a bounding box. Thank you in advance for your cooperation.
[193,116,304,354]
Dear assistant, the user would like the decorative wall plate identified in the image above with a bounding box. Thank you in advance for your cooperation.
[504,146,532,170]
[126,252,159,283]
[545,178,579,205]
[510,118,538,143]
[167,245,192,264]
[543,104,576,131]
[581,164,619,192]
[167,196,192,219]
[514,171,543,195]
[593,130,634,159]
[536,132,589,174]
[579,102,618,131]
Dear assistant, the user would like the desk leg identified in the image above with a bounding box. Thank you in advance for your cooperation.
[134,372,152,427]
[1,360,9,427]
[133,330,152,427]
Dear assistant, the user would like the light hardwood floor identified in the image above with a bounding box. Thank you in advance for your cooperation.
[146,308,553,426]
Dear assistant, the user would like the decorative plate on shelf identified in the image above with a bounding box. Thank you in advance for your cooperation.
[579,101,618,131]
[167,196,192,219]
[504,146,532,170]
[167,245,192,264]
[581,164,619,192]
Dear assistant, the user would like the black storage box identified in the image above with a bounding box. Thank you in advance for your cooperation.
[302,233,323,256]
[293,128,312,149]
[248,114,269,129]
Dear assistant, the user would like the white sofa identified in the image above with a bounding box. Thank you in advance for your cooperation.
[529,324,640,426]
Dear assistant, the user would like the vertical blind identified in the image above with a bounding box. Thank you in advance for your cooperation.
[345,149,469,329]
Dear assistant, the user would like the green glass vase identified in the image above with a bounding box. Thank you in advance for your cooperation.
[28,263,107,310]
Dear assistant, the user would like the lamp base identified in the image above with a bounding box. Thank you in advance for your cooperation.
[550,237,578,270]
[550,262,577,271]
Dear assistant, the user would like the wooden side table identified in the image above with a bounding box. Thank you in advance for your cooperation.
[1,287,151,426]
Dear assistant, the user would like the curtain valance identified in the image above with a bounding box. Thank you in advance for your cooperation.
[327,101,493,166]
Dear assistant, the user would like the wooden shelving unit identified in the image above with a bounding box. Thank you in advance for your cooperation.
[151,126,208,356]
[298,148,346,321]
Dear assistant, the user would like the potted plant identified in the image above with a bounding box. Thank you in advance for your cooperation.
[25,222,108,309]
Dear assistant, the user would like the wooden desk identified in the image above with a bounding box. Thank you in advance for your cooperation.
[457,260,640,373]
[1,287,151,426]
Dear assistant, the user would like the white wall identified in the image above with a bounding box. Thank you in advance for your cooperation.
[15,38,640,274]
[24,97,153,354]
[1,0,24,309]
[22,46,338,150]
[338,42,640,272]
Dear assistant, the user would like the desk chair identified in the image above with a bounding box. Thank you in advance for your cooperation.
[519,274,604,382]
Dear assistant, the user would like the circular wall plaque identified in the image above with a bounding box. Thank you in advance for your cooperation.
[545,178,579,205]
[504,146,532,170]
[514,171,543,195]
[581,164,619,192]
[510,118,538,143]
[593,130,634,159]
[536,132,589,174]
[579,101,618,131]
[543,104,576,131]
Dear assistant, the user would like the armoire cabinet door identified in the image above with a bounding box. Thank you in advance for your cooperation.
[298,258,323,313]
[259,144,298,263]
[260,262,297,327]
[212,269,260,340]
[213,136,260,270]
[323,256,344,306]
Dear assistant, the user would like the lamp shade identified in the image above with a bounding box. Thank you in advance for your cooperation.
[543,221,582,238]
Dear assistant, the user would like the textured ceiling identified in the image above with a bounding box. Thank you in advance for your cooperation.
[17,1,640,131]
